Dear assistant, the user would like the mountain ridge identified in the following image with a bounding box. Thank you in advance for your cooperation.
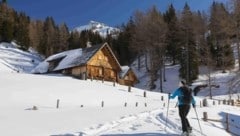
[72,20,120,38]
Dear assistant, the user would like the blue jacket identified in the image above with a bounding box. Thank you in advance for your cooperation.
[170,87,196,106]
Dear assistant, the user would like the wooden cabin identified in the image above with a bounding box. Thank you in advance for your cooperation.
[119,66,139,86]
[37,42,138,86]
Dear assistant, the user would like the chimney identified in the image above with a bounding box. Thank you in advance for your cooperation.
[86,41,92,48]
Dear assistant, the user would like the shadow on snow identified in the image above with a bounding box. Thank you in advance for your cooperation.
[100,133,179,136]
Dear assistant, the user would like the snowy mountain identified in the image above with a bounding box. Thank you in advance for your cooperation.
[0,42,240,136]
[73,21,120,38]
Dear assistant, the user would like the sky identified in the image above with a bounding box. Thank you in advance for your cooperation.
[7,0,229,30]
[0,42,240,136]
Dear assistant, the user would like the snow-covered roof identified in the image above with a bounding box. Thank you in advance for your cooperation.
[119,66,130,78]
[32,43,121,73]
[54,44,102,70]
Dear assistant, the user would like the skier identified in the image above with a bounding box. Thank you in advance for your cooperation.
[169,80,196,136]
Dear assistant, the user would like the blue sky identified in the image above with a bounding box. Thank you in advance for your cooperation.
[8,0,228,30]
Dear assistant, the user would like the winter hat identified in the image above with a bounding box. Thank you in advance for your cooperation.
[179,80,186,87]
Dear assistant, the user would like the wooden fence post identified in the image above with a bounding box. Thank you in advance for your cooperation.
[226,113,229,132]
[128,86,131,92]
[223,99,226,105]
[203,112,208,121]
[143,91,146,97]
[113,81,115,87]
[56,99,60,109]
[136,102,138,107]
[231,100,234,106]
[161,96,164,101]
[203,99,208,107]
[101,101,104,107]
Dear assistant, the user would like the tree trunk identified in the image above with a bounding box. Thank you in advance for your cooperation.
[237,30,240,71]
[159,62,163,92]
[145,53,149,72]
[138,54,141,71]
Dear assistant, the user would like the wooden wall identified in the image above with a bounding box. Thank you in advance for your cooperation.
[118,70,138,86]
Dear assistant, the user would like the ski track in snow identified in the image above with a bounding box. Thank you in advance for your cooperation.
[73,107,207,136]
[76,108,203,136]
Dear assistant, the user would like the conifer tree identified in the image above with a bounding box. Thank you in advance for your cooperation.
[68,31,81,49]
[29,20,43,51]
[131,6,167,91]
[164,4,180,65]
[192,11,208,65]
[56,23,69,52]
[232,0,240,71]
[0,2,14,42]
[111,19,135,65]
[42,16,57,56]
[14,12,30,49]
[209,2,234,72]
[179,3,199,84]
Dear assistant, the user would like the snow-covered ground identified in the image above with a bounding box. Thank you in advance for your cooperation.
[0,42,240,136]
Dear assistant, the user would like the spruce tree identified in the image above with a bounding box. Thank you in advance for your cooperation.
[57,23,69,52]
[179,3,199,84]
[111,19,135,65]
[68,31,81,49]
[0,2,14,42]
[14,12,30,49]
[164,4,180,65]
[131,6,167,91]
[42,16,57,56]
[209,2,234,71]
[232,0,240,71]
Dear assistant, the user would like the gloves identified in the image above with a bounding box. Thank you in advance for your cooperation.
[168,93,171,99]
[192,104,196,108]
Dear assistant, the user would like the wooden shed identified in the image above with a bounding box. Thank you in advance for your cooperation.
[118,66,139,86]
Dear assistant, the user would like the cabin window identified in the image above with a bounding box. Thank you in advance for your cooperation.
[90,68,94,76]
[99,69,102,75]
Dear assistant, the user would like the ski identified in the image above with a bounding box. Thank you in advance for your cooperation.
[180,133,195,136]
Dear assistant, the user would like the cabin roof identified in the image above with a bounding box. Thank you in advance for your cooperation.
[119,66,130,78]
[41,42,121,72]
[49,44,102,71]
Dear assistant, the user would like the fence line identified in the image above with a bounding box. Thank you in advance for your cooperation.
[202,112,240,136]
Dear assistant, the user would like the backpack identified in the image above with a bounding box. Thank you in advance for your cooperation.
[180,86,192,104]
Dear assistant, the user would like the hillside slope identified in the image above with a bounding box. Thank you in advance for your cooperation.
[0,42,43,73]
[0,42,240,136]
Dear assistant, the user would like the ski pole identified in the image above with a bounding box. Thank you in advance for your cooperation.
[194,107,203,135]
[165,93,170,131]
